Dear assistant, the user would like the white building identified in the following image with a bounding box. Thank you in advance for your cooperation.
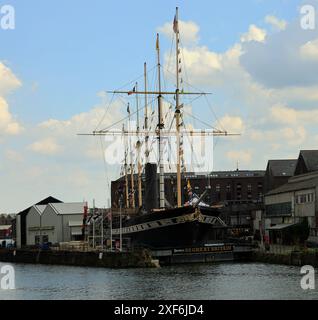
[26,205,46,245]
[26,202,85,246]
[264,171,318,243]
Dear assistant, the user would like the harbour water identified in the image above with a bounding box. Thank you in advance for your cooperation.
[0,262,316,300]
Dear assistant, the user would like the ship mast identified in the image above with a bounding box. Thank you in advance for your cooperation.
[79,9,240,210]
[123,123,129,208]
[144,62,149,163]
[135,82,142,208]
[128,103,135,209]
[174,7,182,208]
[156,33,165,209]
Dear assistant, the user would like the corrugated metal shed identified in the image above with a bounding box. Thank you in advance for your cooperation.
[49,202,85,215]
[267,175,318,196]
[34,205,47,215]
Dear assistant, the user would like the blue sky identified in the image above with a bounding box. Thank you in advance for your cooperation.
[1,0,317,212]
[1,0,300,122]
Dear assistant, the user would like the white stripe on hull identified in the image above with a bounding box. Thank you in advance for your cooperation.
[112,211,226,235]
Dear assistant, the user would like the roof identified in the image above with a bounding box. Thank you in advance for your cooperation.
[267,223,298,230]
[267,159,297,177]
[300,150,318,173]
[17,196,63,217]
[114,170,265,182]
[208,170,265,178]
[0,214,15,218]
[33,205,47,215]
[49,202,85,215]
[266,172,318,196]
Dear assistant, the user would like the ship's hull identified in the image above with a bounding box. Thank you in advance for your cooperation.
[112,205,229,250]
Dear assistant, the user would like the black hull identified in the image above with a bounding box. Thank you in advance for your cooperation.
[127,220,226,249]
[112,205,228,250]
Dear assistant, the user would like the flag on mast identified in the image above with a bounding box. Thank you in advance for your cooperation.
[173,14,179,33]
[156,34,159,51]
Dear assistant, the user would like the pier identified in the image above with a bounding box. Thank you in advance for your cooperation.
[0,248,158,269]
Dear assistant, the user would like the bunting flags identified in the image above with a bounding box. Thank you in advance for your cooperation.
[173,14,179,33]
[128,86,136,96]
[187,179,192,192]
[127,103,130,114]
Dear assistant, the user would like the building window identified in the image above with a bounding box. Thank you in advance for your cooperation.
[236,183,242,190]
[35,236,40,245]
[226,184,231,200]
[296,193,315,204]
[216,184,221,192]
[247,184,252,192]
[266,202,292,217]
[258,183,263,189]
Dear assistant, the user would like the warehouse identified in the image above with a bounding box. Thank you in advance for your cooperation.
[264,151,318,245]
[25,202,85,246]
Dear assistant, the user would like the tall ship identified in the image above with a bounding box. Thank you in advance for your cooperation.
[82,8,239,263]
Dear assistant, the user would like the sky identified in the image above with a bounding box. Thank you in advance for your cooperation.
[1,0,318,212]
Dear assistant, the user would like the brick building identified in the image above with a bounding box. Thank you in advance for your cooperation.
[111,170,265,208]
[111,169,265,233]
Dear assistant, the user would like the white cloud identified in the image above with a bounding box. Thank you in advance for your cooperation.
[180,46,222,80]
[5,149,23,162]
[158,20,200,45]
[265,15,287,31]
[0,62,23,137]
[273,85,318,102]
[67,170,90,188]
[281,126,307,146]
[0,97,23,135]
[39,105,121,135]
[226,150,252,165]
[28,138,63,155]
[270,104,318,125]
[240,18,318,88]
[240,25,266,43]
[23,98,125,179]
[0,62,21,95]
[218,115,245,133]
[249,125,307,148]
[300,39,318,61]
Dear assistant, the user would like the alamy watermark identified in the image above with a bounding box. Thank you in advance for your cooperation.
[0,5,15,30]
[301,265,315,290]
[300,5,316,30]
[103,120,214,171]
[0,264,15,290]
